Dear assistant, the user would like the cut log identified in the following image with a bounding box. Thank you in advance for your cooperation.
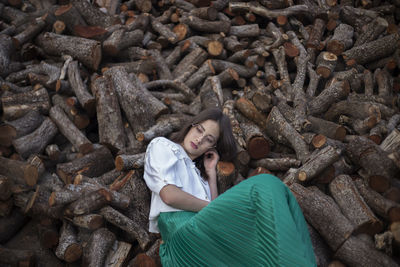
[346,136,398,192]
[0,34,14,77]
[250,157,301,172]
[103,29,144,56]
[105,241,132,267]
[342,33,400,66]
[380,129,400,153]
[354,17,388,47]
[82,227,116,267]
[0,175,12,201]
[35,32,102,70]
[290,183,355,251]
[0,109,44,147]
[329,174,383,235]
[38,222,59,249]
[99,205,151,250]
[354,178,400,223]
[235,97,268,130]
[326,23,354,56]
[145,79,196,102]
[51,94,90,130]
[64,188,111,217]
[295,146,341,183]
[239,121,270,160]
[67,61,96,116]
[0,245,35,266]
[308,79,350,115]
[172,47,208,79]
[55,220,82,263]
[217,161,236,194]
[179,13,231,34]
[105,67,168,133]
[1,87,50,120]
[229,2,309,20]
[316,52,337,78]
[264,106,310,163]
[0,156,38,186]
[334,235,399,267]
[72,214,104,231]
[56,146,114,185]
[54,3,87,35]
[306,18,326,50]
[325,100,395,122]
[70,0,120,28]
[136,114,187,143]
[222,99,246,149]
[0,208,28,243]
[115,153,145,171]
[92,75,127,153]
[12,117,58,158]
[308,116,347,141]
[49,105,93,155]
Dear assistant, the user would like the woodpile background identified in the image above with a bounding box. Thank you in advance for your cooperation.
[0,0,400,266]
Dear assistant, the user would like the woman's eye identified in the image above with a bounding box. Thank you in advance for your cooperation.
[207,137,214,144]
[196,126,203,133]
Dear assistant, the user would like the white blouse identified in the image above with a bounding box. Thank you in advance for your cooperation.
[143,137,211,233]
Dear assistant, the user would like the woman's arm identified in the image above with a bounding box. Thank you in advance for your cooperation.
[159,184,209,212]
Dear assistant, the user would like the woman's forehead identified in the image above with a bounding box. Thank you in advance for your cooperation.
[199,120,220,137]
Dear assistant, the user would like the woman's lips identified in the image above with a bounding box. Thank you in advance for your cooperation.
[190,141,198,149]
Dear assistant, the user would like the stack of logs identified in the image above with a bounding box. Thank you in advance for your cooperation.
[0,0,400,266]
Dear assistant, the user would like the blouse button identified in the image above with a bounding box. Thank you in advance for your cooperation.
[205,196,208,200]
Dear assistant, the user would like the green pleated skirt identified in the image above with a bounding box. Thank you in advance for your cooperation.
[158,174,317,267]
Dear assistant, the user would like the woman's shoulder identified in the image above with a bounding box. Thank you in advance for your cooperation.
[147,137,185,158]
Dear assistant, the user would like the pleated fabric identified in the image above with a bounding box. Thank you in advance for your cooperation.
[157,174,317,267]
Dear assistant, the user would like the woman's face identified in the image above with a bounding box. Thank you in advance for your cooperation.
[181,119,220,160]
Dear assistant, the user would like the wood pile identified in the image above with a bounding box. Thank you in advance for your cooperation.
[0,0,400,266]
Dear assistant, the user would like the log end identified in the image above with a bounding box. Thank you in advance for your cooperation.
[41,228,59,249]
[74,25,107,40]
[334,126,347,142]
[0,124,17,147]
[297,171,307,182]
[54,4,73,16]
[24,164,39,187]
[247,137,270,160]
[73,114,90,129]
[283,42,299,58]
[207,40,224,57]
[389,207,400,223]
[368,175,391,193]
[312,134,327,149]
[136,132,145,142]
[173,24,189,41]
[327,40,344,56]
[248,166,271,178]
[217,161,235,177]
[115,155,124,171]
[91,43,102,71]
[368,134,381,145]
[384,187,400,203]
[79,143,94,155]
[355,220,384,236]
[49,192,56,206]
[64,243,82,263]
[131,253,157,267]
[316,66,332,79]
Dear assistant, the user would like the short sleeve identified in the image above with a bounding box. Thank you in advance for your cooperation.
[144,138,183,194]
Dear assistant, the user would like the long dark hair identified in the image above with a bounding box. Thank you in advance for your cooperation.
[170,108,237,180]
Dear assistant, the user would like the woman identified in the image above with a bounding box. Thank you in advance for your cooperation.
[143,108,316,266]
